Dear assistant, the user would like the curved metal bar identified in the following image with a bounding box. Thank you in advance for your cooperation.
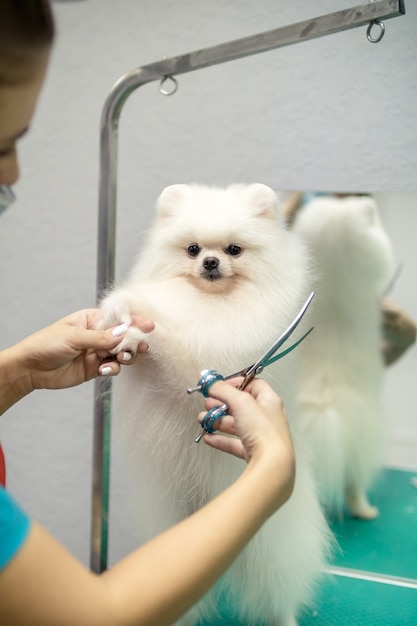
[91,0,406,573]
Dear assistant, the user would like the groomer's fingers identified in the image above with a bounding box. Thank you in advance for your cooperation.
[130,314,155,333]
[115,350,137,365]
[71,326,126,353]
[137,341,151,354]
[209,378,283,414]
[98,359,121,377]
[198,411,237,436]
[202,433,246,459]
[99,349,139,374]
[95,314,154,359]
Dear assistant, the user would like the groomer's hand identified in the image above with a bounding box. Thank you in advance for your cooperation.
[8,309,154,390]
[198,379,295,509]
[381,299,417,366]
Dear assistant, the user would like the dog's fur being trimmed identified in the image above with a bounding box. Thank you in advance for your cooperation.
[293,195,395,520]
[98,183,332,625]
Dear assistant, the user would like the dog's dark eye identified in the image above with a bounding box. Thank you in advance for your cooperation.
[187,244,201,257]
[225,244,242,256]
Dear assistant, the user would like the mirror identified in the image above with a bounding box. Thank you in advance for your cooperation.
[107,190,417,626]
[278,191,417,624]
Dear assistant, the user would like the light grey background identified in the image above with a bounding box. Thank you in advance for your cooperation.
[0,0,416,566]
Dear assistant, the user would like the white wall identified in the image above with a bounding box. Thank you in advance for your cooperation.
[0,0,416,566]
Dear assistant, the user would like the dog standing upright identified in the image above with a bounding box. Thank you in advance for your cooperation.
[98,183,332,625]
[292,195,395,519]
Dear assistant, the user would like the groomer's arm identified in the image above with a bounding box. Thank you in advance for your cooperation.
[0,347,33,415]
[0,380,295,626]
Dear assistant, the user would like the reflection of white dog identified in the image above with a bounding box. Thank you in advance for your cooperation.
[293,195,395,519]
[99,183,332,625]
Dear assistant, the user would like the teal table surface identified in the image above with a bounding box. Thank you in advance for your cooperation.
[196,468,417,625]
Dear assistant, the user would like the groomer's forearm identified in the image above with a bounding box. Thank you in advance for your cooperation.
[102,460,285,626]
[0,346,33,415]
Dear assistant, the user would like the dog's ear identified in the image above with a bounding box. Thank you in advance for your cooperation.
[156,184,190,218]
[245,184,282,221]
[354,196,379,227]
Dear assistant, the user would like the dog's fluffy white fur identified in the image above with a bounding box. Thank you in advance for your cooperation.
[99,183,332,625]
[292,195,395,519]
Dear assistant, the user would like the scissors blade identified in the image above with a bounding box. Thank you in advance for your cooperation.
[209,292,314,389]
[245,291,315,378]
[222,366,252,382]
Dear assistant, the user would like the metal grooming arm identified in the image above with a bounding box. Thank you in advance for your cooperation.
[91,0,405,573]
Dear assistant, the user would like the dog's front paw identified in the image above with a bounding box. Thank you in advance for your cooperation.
[110,324,150,356]
[97,294,134,331]
[97,292,151,355]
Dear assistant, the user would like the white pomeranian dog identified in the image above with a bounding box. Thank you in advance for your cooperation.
[292,195,395,520]
[98,183,332,626]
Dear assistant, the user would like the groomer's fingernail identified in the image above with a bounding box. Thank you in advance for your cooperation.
[100,366,113,376]
[122,351,132,361]
[112,323,128,337]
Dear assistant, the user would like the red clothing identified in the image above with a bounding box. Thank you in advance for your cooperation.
[0,444,5,487]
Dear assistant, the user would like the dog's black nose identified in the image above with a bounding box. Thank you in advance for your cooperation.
[203,256,219,271]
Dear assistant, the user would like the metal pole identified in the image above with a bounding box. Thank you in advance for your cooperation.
[91,0,406,572]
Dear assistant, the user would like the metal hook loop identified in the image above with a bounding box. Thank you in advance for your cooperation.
[159,75,179,96]
[367,19,385,43]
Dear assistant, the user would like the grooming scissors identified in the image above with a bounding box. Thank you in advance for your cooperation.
[188,291,315,443]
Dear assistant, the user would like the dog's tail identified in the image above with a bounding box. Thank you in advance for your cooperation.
[299,386,384,519]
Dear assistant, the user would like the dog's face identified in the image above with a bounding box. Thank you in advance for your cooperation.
[144,183,285,295]
[182,238,245,293]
